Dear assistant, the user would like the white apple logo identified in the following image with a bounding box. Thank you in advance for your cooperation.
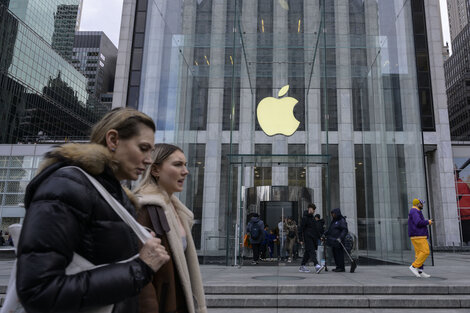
[257,85,300,136]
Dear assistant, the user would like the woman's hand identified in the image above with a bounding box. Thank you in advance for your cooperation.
[139,236,170,272]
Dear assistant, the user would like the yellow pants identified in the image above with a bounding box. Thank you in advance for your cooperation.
[411,237,430,268]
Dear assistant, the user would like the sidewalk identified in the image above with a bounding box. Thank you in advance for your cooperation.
[201,252,470,290]
[1,252,470,312]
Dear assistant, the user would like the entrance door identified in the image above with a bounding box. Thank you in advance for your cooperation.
[260,201,298,231]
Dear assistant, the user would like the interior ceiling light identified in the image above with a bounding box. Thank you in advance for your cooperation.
[298,19,301,33]
[204,55,210,65]
[261,19,265,33]
[279,0,289,10]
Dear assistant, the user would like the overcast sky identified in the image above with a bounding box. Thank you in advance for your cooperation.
[80,0,452,52]
[79,0,124,48]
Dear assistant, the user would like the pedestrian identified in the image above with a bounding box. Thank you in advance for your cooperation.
[133,143,207,313]
[408,198,433,278]
[246,213,265,264]
[267,229,276,260]
[324,208,348,272]
[276,216,287,261]
[16,108,170,312]
[260,225,269,261]
[285,217,298,263]
[299,204,324,273]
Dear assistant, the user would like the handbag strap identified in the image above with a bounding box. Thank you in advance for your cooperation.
[146,205,170,237]
[64,166,151,244]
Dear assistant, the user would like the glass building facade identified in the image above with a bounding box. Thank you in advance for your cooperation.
[0,2,105,144]
[113,0,459,266]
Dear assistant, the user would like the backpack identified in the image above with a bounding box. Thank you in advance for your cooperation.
[288,229,296,238]
[344,232,355,253]
[251,221,261,240]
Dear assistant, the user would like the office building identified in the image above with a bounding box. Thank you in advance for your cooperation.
[444,23,470,141]
[447,0,469,43]
[72,31,118,101]
[0,1,105,226]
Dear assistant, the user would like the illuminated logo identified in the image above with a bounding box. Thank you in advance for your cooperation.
[256,85,300,136]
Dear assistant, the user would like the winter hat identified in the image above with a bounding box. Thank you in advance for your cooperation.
[412,198,425,206]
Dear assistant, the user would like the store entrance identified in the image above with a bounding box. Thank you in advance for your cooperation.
[260,201,298,232]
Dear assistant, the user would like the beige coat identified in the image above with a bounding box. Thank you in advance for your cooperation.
[137,184,207,313]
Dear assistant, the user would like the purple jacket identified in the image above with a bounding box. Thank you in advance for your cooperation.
[408,207,430,237]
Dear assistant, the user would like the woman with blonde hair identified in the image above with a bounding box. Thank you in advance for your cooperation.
[134,143,207,313]
[16,108,170,313]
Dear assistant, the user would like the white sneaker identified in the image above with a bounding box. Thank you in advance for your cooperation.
[409,265,421,278]
[299,265,310,273]
[315,264,325,274]
[419,271,431,278]
[287,258,292,263]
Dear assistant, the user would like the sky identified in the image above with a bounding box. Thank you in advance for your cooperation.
[79,0,124,48]
[80,0,452,52]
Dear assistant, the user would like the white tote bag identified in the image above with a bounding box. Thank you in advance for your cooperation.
[1,166,152,313]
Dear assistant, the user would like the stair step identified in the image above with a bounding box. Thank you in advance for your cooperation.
[205,294,470,308]
[205,285,470,295]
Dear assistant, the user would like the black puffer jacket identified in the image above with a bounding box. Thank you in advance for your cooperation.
[299,211,322,250]
[16,144,154,313]
[325,208,348,248]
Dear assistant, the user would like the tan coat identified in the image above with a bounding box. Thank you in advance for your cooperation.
[136,184,207,313]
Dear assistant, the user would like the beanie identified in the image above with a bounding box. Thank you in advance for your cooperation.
[412,198,424,206]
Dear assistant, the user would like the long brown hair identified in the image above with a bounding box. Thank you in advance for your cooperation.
[133,143,184,194]
[90,107,155,146]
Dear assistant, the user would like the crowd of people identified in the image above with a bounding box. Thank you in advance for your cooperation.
[246,203,353,274]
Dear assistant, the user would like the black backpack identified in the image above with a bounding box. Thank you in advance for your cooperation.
[251,221,261,240]
[288,229,296,238]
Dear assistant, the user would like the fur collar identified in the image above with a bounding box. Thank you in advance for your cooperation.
[37,143,118,176]
[34,143,138,209]
[136,183,194,225]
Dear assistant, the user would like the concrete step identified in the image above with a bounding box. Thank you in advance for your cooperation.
[205,285,470,295]
[208,309,470,313]
[205,294,470,308]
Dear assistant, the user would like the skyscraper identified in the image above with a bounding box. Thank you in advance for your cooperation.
[0,1,102,144]
[72,31,118,100]
[447,0,470,42]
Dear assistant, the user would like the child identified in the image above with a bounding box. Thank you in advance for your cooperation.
[267,229,276,260]
[260,225,269,260]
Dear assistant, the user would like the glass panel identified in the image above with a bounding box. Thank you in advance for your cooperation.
[133,0,429,268]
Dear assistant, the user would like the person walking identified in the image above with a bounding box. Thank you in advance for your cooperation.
[324,208,348,272]
[16,108,170,313]
[285,217,298,263]
[408,198,433,278]
[133,143,207,313]
[247,213,265,264]
[299,204,324,273]
[276,217,287,261]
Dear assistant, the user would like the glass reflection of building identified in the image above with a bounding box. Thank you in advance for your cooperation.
[113,0,460,265]
[0,1,104,144]
[0,1,106,226]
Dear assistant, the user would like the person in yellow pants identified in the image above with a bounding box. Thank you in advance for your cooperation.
[408,198,434,278]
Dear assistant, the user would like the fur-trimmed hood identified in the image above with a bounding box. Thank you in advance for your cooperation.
[36,143,117,176]
[25,143,137,209]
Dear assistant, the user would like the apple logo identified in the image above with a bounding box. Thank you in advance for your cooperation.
[257,85,300,136]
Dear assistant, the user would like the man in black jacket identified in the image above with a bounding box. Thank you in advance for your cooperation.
[324,208,348,272]
[299,203,324,273]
